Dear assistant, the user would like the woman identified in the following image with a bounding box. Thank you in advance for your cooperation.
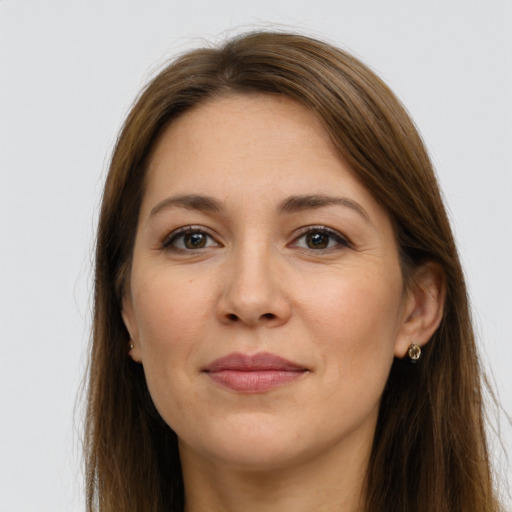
[85,31,500,511]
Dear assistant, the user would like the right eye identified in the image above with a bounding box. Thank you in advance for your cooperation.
[163,227,219,251]
[290,226,350,253]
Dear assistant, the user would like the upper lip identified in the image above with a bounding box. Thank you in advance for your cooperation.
[203,352,308,372]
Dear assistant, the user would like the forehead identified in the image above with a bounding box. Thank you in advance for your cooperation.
[141,93,383,221]
[148,93,335,174]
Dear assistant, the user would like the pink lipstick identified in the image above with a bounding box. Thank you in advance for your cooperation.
[203,352,308,393]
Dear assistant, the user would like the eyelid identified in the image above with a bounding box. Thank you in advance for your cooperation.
[160,224,350,253]
[290,225,351,250]
[162,225,221,251]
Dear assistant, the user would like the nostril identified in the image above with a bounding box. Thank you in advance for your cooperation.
[262,313,276,320]
[227,313,238,321]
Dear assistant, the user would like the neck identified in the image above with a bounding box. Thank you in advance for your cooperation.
[179,433,370,512]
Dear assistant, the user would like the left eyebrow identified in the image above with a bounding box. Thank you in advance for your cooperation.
[149,194,223,218]
[278,194,372,224]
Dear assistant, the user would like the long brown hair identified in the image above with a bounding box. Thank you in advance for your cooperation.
[85,31,500,511]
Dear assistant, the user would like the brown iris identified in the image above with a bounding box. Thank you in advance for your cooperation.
[306,232,329,249]
[184,232,207,249]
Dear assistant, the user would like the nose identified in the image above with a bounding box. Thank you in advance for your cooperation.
[216,245,292,328]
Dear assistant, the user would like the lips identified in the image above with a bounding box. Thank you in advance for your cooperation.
[203,352,308,393]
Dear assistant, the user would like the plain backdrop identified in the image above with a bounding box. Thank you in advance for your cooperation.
[1,1,511,510]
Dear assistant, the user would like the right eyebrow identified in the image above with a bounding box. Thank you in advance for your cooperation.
[278,194,372,224]
[148,194,223,218]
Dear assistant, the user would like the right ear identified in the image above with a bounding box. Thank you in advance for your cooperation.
[121,292,143,363]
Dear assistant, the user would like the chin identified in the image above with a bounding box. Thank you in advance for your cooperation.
[176,411,337,472]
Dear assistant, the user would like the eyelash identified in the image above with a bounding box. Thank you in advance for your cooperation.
[162,226,220,252]
[291,226,351,252]
[161,225,350,253]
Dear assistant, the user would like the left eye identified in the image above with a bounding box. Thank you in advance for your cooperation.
[293,228,349,251]
[163,228,218,251]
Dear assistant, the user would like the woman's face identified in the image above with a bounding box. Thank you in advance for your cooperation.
[123,94,415,471]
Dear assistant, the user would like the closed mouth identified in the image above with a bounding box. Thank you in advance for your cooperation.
[203,352,309,393]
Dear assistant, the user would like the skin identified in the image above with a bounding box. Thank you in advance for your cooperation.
[122,94,444,512]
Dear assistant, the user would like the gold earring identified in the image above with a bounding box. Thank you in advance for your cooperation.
[407,343,421,362]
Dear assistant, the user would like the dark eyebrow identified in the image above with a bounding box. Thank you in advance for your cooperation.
[149,194,222,218]
[278,194,371,223]
[148,193,371,224]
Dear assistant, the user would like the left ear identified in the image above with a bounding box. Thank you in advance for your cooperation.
[394,261,446,358]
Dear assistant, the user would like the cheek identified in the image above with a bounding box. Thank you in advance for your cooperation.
[302,264,402,334]
[299,266,403,387]
[292,269,403,440]
[130,270,215,410]
[133,268,214,349]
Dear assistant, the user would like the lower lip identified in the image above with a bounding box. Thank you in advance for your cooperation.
[206,370,306,393]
